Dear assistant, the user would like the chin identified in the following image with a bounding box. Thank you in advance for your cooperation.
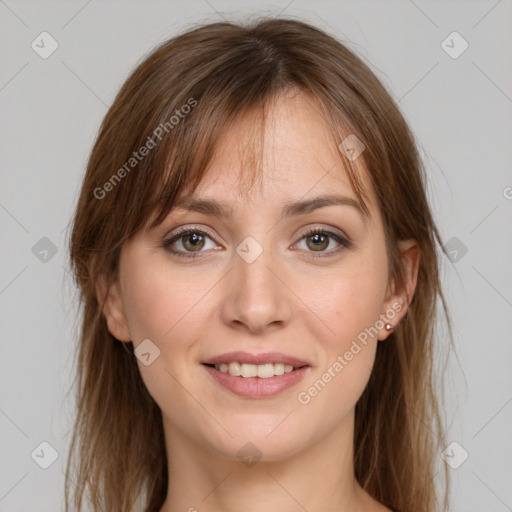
[201,414,317,463]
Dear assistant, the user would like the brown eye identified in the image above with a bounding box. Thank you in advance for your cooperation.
[306,232,329,251]
[164,228,218,259]
[295,228,350,258]
[182,232,205,251]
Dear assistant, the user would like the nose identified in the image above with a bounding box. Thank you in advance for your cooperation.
[220,241,292,335]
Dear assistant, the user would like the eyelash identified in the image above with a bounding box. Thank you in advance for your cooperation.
[163,226,351,260]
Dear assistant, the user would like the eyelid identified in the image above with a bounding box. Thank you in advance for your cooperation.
[296,225,348,242]
[165,224,217,240]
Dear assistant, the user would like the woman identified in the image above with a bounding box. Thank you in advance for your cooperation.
[66,16,452,512]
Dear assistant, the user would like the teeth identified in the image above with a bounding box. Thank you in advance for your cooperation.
[228,362,241,376]
[214,362,297,378]
[274,363,285,376]
[241,363,258,378]
[257,364,274,379]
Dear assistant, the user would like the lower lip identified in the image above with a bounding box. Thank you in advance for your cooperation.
[202,364,310,398]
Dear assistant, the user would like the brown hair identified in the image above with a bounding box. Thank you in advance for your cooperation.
[66,16,453,512]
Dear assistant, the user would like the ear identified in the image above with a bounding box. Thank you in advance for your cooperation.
[378,238,420,341]
[95,274,132,342]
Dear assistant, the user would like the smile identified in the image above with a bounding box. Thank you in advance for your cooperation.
[201,351,311,398]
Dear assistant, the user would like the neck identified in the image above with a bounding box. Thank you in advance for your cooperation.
[158,409,379,512]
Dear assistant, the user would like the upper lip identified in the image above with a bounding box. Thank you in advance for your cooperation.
[202,351,311,367]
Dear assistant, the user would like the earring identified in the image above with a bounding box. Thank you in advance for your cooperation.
[385,323,394,331]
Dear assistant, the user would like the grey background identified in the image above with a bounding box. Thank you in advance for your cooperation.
[1,1,511,510]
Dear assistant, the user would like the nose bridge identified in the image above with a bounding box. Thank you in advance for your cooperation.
[221,233,290,333]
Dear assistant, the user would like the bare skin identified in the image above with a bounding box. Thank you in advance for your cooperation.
[100,89,419,512]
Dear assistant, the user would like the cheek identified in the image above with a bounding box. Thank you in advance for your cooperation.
[120,259,215,342]
[119,260,219,418]
[294,256,388,346]
[294,279,383,421]
[292,253,388,400]
[336,273,386,344]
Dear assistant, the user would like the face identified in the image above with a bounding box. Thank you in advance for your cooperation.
[101,90,417,462]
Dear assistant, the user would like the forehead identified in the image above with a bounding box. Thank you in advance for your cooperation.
[183,90,375,212]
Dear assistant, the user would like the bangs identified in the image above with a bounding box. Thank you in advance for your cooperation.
[87,19,386,261]
[97,38,372,239]
[128,85,372,235]
[145,90,271,231]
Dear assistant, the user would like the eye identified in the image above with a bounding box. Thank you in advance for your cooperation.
[294,228,350,257]
[163,226,351,260]
[163,227,220,259]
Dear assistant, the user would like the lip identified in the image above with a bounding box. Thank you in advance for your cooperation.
[202,351,311,367]
[201,351,312,398]
[203,364,310,398]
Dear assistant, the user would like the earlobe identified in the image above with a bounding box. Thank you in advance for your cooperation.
[378,238,420,341]
[95,275,132,342]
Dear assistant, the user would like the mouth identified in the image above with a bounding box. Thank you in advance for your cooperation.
[201,351,311,398]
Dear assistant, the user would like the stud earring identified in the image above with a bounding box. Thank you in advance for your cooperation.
[385,323,394,331]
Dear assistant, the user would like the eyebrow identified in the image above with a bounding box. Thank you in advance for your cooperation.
[174,194,369,222]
